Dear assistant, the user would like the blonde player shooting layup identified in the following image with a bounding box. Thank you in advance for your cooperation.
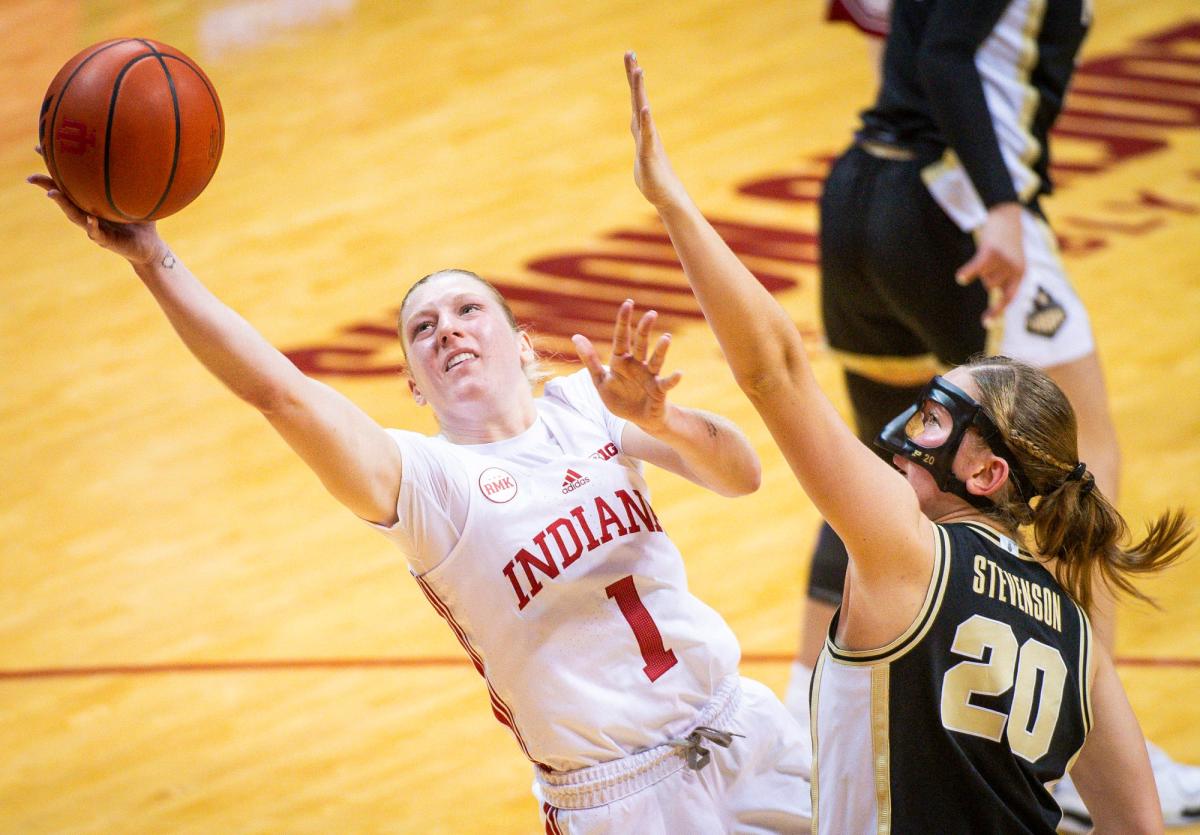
[624,50,1192,832]
[28,169,811,829]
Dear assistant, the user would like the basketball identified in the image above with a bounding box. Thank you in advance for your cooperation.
[38,38,224,223]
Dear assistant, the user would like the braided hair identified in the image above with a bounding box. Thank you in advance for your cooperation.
[964,356,1191,609]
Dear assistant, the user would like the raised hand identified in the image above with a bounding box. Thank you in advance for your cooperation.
[572,299,682,432]
[28,169,167,267]
[625,51,690,211]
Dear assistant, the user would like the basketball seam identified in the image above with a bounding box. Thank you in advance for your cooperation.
[134,39,183,221]
[45,39,135,211]
[103,51,182,221]
[103,54,159,220]
[159,54,224,137]
[157,55,224,205]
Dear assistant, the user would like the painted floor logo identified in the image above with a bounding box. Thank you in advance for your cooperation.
[281,20,1200,380]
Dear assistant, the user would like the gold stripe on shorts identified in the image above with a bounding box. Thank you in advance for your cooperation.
[828,349,948,387]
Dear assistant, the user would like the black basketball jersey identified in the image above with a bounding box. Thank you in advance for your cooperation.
[861,0,1091,208]
[811,521,1093,834]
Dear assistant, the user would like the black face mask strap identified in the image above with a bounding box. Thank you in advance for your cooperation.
[942,473,996,509]
[967,410,1037,507]
[876,376,1037,509]
[926,389,983,501]
[877,379,980,504]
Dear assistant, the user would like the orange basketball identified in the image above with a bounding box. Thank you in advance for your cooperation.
[39,38,224,223]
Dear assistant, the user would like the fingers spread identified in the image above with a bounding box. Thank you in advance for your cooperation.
[647,333,670,376]
[632,309,656,360]
[658,370,683,392]
[571,334,606,383]
[611,299,634,356]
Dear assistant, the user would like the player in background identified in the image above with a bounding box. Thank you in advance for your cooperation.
[28,176,812,832]
[624,48,1191,834]
[782,3,1200,828]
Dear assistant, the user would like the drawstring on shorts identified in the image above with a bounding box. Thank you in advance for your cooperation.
[666,726,745,771]
[534,677,743,809]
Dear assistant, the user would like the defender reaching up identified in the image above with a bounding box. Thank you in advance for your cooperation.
[624,51,1190,834]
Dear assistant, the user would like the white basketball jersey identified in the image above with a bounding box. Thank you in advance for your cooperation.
[373,370,741,771]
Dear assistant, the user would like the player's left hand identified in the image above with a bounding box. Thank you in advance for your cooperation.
[626,52,690,211]
[956,202,1025,325]
[573,299,682,432]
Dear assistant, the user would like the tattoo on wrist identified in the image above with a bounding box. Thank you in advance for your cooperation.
[703,417,719,439]
[161,252,176,269]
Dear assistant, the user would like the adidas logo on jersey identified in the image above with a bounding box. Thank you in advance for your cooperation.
[561,468,591,494]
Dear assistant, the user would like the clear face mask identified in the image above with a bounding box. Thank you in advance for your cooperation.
[876,375,1035,508]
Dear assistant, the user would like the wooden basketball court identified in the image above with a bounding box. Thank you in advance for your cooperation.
[2,0,1197,831]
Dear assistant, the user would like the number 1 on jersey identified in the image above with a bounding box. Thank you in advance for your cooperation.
[606,575,678,683]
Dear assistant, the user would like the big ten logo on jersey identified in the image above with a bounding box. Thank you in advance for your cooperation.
[590,442,619,461]
[478,467,518,504]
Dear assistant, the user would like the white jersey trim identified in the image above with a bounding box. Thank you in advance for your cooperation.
[826,524,952,665]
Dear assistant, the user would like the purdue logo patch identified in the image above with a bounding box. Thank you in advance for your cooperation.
[1025,286,1067,338]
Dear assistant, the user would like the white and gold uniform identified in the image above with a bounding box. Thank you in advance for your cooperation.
[811,522,1092,834]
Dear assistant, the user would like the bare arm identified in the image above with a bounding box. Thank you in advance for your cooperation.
[31,175,403,525]
[573,300,760,497]
[622,53,930,581]
[1069,646,1163,834]
[620,408,760,498]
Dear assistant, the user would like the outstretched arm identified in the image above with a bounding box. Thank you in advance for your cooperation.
[573,300,760,497]
[30,174,403,526]
[622,53,930,580]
